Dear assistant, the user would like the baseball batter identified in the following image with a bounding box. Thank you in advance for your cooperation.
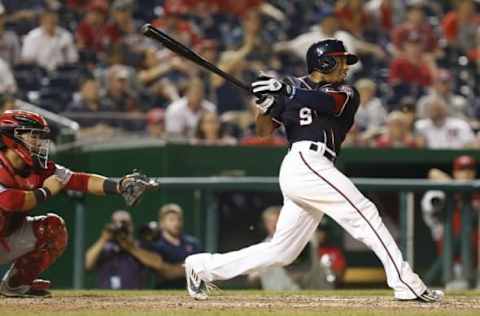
[0,110,154,297]
[185,39,443,302]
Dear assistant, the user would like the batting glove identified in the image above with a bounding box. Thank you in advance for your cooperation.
[251,78,293,97]
[255,95,275,114]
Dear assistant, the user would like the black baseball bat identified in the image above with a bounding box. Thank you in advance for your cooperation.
[141,23,252,94]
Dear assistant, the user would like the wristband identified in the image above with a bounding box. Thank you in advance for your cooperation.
[34,187,52,203]
[103,178,119,194]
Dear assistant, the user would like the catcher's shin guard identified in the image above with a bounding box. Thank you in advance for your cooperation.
[1,213,68,294]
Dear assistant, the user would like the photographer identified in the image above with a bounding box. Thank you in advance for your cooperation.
[85,210,183,289]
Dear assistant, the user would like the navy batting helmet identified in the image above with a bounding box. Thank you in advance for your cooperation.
[306,39,358,74]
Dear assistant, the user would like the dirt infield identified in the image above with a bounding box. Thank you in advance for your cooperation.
[1,290,479,316]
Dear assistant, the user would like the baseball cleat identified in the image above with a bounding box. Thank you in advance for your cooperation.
[185,261,209,300]
[416,289,444,303]
[0,279,52,298]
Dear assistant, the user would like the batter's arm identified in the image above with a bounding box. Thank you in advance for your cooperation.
[255,111,279,137]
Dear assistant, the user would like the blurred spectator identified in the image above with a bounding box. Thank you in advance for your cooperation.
[0,57,16,93]
[1,0,44,35]
[365,0,398,35]
[442,0,480,54]
[373,111,417,148]
[104,0,148,60]
[137,48,192,106]
[211,10,258,114]
[417,69,469,120]
[414,96,475,148]
[354,78,387,134]
[274,10,385,73]
[151,4,200,48]
[397,97,417,131]
[247,206,300,290]
[165,77,216,140]
[21,7,78,71]
[103,0,135,46]
[0,4,20,65]
[335,0,370,37]
[193,111,237,145]
[389,32,434,100]
[391,2,438,55]
[85,210,181,289]
[103,64,138,112]
[149,204,202,289]
[0,93,16,113]
[146,108,166,139]
[421,155,480,289]
[75,0,109,55]
[315,219,347,286]
[65,76,113,127]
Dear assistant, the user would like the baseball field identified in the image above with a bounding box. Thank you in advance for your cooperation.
[0,289,478,316]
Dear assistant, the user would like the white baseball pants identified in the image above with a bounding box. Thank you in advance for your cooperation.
[188,141,427,299]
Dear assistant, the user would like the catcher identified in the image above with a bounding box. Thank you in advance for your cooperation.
[0,110,157,297]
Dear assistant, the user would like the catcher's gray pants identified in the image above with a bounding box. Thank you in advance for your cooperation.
[0,217,37,264]
[186,141,427,300]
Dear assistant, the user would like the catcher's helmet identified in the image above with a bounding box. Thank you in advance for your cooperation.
[0,110,50,169]
[306,39,358,74]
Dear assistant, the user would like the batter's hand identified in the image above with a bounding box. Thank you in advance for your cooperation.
[119,171,159,207]
[251,77,293,97]
[255,95,275,114]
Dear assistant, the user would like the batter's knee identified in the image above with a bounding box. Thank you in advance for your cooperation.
[268,243,299,266]
[33,213,68,257]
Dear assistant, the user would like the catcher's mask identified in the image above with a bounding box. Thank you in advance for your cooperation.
[0,110,51,169]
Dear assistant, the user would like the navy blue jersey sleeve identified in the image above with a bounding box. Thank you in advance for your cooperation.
[286,88,336,114]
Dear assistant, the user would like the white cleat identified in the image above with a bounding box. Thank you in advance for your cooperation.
[185,259,209,301]
[398,288,444,303]
[416,289,444,303]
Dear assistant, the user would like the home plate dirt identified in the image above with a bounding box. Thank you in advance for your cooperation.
[0,291,479,315]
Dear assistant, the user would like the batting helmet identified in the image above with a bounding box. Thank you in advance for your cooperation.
[0,110,50,169]
[306,39,358,74]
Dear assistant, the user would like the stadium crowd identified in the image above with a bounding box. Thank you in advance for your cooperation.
[0,0,480,148]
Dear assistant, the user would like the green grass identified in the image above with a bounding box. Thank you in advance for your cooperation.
[0,289,478,316]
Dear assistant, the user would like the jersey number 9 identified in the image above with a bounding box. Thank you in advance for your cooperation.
[299,107,312,126]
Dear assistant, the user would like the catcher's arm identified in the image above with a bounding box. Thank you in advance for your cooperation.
[61,168,158,207]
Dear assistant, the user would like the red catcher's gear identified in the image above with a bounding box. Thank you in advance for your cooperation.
[0,110,50,170]
[7,214,68,288]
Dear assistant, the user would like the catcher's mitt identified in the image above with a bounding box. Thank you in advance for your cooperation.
[119,171,159,207]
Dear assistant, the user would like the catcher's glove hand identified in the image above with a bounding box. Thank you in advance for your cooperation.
[119,171,159,207]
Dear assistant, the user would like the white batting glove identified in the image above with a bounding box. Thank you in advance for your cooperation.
[255,95,275,114]
[251,78,293,97]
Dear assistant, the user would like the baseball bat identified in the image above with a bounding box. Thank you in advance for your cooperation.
[141,24,252,94]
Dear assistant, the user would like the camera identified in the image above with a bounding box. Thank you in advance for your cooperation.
[106,221,131,241]
[138,221,160,244]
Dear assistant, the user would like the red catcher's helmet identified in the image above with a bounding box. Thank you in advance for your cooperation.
[0,110,50,169]
[453,155,476,171]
